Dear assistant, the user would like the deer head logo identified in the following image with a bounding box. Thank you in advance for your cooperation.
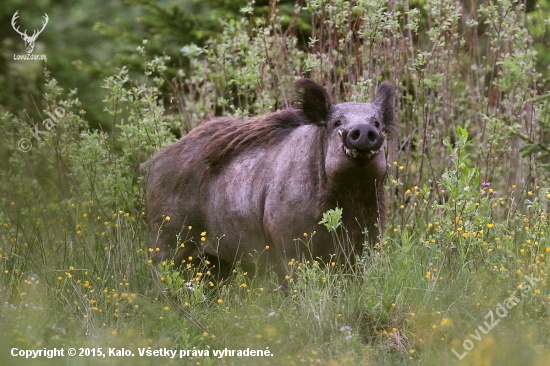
[11,11,49,54]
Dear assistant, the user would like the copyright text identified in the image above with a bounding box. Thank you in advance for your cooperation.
[10,347,274,359]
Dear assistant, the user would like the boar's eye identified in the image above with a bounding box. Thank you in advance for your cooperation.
[373,119,380,128]
[334,119,342,127]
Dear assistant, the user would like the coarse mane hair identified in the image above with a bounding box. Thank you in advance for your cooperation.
[200,110,310,169]
[193,79,332,170]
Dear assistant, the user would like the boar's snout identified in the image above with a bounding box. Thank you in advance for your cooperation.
[347,124,383,152]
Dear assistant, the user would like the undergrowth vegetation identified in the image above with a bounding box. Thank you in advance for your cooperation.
[1,0,550,364]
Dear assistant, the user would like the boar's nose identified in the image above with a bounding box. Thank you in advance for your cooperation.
[346,124,383,151]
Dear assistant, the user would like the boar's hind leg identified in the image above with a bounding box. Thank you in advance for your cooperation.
[268,254,292,287]
[148,216,209,269]
[149,221,234,283]
[201,253,234,282]
[148,223,187,266]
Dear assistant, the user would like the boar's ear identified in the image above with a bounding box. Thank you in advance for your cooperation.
[374,82,397,135]
[293,79,332,125]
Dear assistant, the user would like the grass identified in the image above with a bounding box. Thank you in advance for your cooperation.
[1,143,550,365]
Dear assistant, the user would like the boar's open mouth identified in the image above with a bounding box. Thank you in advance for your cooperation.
[337,129,384,159]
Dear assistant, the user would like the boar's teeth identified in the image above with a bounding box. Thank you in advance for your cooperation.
[342,145,381,159]
[342,145,359,158]
[337,129,343,140]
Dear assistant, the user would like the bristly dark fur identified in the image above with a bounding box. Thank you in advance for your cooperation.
[202,110,309,169]
[197,80,333,169]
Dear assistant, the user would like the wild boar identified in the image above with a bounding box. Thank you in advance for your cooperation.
[143,79,397,282]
